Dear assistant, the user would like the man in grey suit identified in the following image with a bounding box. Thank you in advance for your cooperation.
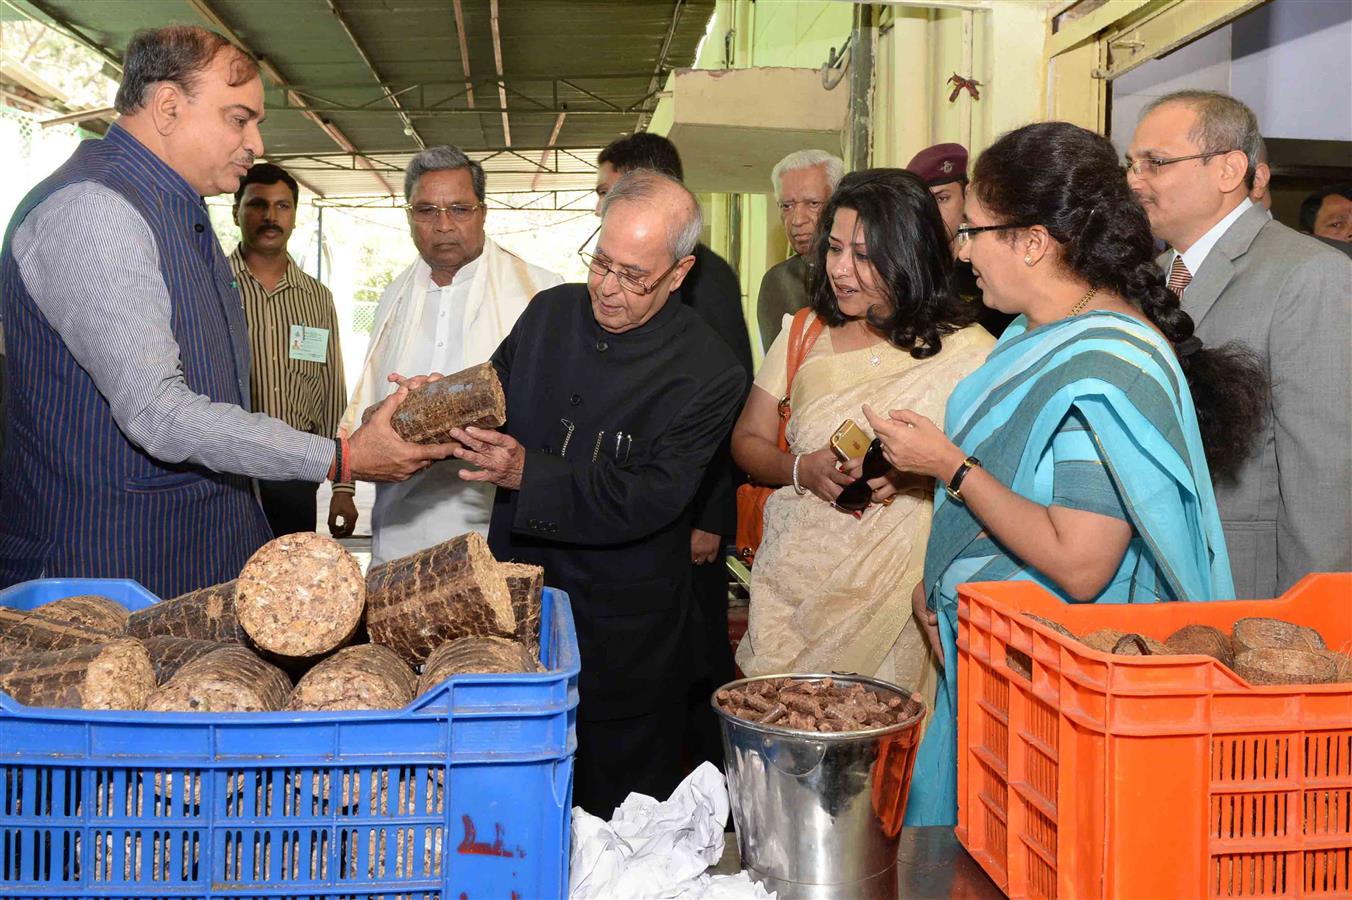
[1128,90,1352,599]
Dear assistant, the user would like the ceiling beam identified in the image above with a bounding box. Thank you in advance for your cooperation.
[271,74,654,116]
[488,0,511,147]
[450,0,477,109]
[264,144,601,164]
[636,0,685,131]
[451,0,489,147]
[322,0,425,151]
[184,0,393,196]
[39,105,115,127]
[531,113,568,191]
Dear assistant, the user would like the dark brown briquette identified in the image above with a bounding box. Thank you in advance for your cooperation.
[287,644,417,711]
[235,533,365,659]
[0,594,128,656]
[146,646,292,712]
[365,532,515,667]
[388,361,506,444]
[501,562,544,661]
[142,636,227,685]
[416,635,540,695]
[0,639,154,709]
[126,581,248,644]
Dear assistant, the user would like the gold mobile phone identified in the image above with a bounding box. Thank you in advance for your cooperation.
[830,419,871,462]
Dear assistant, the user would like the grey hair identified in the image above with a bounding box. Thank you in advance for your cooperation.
[771,149,844,201]
[1143,90,1262,190]
[115,26,258,115]
[404,145,486,201]
[600,169,703,259]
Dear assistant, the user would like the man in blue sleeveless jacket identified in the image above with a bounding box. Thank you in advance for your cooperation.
[0,26,455,598]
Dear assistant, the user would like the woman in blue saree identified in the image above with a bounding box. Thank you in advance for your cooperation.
[865,123,1268,826]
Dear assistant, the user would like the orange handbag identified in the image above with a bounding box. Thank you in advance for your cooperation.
[735,308,825,565]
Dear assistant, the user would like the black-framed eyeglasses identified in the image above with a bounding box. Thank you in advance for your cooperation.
[955,222,1034,246]
[404,202,486,223]
[833,438,892,513]
[1122,150,1239,177]
[577,226,685,296]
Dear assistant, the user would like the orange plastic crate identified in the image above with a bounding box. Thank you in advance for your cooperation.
[954,573,1352,899]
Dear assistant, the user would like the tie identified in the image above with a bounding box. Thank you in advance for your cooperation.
[1167,255,1192,297]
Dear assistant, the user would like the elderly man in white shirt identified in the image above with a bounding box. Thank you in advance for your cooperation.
[331,146,563,563]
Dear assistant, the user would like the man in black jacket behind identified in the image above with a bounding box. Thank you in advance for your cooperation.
[595,133,752,773]
[449,171,748,816]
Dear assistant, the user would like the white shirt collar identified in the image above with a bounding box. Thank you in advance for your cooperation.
[424,249,483,291]
[1175,198,1253,276]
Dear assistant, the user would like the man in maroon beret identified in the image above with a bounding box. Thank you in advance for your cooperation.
[906,142,1014,336]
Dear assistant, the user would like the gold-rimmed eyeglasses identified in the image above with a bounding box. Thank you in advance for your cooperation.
[1122,150,1239,177]
[404,202,486,223]
[576,226,684,296]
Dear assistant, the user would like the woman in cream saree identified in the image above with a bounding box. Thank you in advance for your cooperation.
[736,321,991,690]
[731,168,993,694]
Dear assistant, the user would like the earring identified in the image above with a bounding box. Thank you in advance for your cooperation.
[1024,255,1033,266]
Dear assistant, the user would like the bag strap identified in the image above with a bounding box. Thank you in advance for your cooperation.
[776,308,825,451]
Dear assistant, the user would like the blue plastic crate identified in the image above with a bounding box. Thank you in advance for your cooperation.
[0,578,579,899]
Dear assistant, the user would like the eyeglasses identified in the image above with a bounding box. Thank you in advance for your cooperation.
[404,202,485,223]
[1122,150,1238,177]
[576,226,684,295]
[833,438,892,513]
[955,222,1033,247]
[580,251,684,296]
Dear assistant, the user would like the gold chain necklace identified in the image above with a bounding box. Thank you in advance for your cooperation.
[1069,286,1098,317]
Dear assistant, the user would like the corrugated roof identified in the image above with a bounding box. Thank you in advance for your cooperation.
[9,0,714,196]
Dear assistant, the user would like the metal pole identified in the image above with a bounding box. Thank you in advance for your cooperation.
[316,205,324,283]
[849,3,875,171]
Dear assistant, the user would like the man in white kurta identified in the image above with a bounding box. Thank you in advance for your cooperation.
[330,146,562,563]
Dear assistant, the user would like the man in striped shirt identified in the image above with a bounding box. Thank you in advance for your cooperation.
[230,163,346,537]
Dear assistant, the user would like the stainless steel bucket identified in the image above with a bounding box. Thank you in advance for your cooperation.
[713,673,926,900]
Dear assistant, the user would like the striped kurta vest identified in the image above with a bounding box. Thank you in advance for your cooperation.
[0,124,272,598]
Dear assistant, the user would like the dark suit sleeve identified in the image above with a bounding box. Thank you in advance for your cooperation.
[687,247,753,375]
[683,247,753,537]
[511,363,749,546]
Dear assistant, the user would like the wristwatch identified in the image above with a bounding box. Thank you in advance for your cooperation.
[945,456,982,503]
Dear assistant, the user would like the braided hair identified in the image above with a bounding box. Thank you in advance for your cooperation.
[971,122,1266,479]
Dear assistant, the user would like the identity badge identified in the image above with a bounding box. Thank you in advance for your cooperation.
[288,325,329,363]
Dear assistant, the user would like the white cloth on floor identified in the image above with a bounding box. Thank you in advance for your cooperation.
[568,762,775,899]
